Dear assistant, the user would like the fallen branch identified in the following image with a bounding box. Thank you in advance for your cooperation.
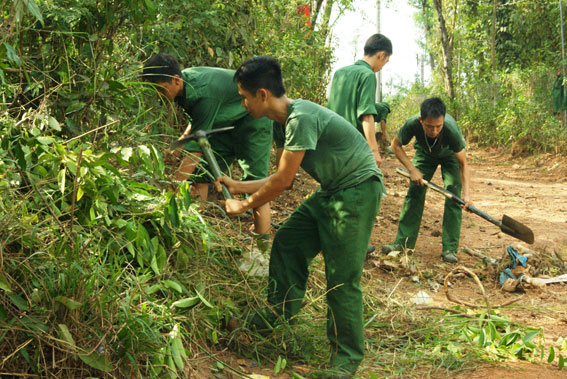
[462,246,498,265]
[444,266,523,311]
[64,120,119,144]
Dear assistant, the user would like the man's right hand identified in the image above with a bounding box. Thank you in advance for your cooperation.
[373,150,383,168]
[409,167,424,186]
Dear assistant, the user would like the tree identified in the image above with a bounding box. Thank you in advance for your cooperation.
[432,0,456,99]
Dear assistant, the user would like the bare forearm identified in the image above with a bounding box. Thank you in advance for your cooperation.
[361,114,382,167]
[240,174,290,211]
[460,163,471,199]
[230,176,272,194]
[361,115,379,153]
[391,139,414,170]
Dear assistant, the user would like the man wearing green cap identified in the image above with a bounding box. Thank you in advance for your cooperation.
[381,97,472,263]
[327,33,392,169]
[142,53,273,242]
[217,55,384,376]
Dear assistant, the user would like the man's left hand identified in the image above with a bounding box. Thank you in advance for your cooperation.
[225,198,247,215]
[461,194,473,210]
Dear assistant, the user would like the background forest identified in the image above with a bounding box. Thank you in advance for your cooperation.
[0,0,566,377]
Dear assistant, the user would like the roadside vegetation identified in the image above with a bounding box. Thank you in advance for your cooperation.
[1,0,565,377]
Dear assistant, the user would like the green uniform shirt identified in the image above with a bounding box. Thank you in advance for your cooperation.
[175,67,247,150]
[274,99,382,194]
[552,75,564,113]
[375,102,390,122]
[327,60,378,134]
[398,114,465,157]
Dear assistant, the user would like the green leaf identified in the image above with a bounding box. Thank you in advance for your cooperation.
[162,280,182,293]
[37,136,55,145]
[48,116,61,131]
[8,294,28,311]
[65,102,86,115]
[167,195,180,228]
[79,351,112,372]
[171,297,200,309]
[559,354,565,370]
[523,330,539,344]
[58,168,66,194]
[488,322,498,342]
[23,0,43,25]
[145,284,163,295]
[3,43,21,66]
[54,296,82,310]
[0,274,12,293]
[548,346,556,363]
[195,289,213,308]
[274,355,282,374]
[171,336,185,370]
[58,324,76,347]
[478,328,485,347]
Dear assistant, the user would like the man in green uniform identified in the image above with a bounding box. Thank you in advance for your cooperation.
[216,56,384,376]
[327,33,392,168]
[375,101,391,149]
[552,71,564,116]
[142,53,273,239]
[381,97,471,263]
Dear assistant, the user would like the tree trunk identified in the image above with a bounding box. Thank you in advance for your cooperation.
[319,0,334,40]
[311,0,325,26]
[432,0,454,99]
[421,0,436,71]
[491,0,497,105]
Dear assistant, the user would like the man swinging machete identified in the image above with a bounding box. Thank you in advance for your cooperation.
[382,97,472,263]
[142,53,273,249]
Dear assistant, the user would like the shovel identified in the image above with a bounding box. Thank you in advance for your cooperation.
[396,167,535,244]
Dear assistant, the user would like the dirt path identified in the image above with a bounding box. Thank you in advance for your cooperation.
[268,146,567,378]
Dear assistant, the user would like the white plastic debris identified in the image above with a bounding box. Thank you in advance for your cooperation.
[238,248,270,277]
[411,290,433,305]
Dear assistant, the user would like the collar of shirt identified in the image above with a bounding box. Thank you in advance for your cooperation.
[354,60,372,71]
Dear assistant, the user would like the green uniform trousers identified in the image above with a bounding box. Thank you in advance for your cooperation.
[191,115,273,182]
[394,149,462,251]
[267,177,381,374]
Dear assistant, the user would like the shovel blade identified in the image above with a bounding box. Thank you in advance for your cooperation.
[501,214,535,244]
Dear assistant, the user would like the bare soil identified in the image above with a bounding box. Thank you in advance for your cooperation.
[204,146,567,378]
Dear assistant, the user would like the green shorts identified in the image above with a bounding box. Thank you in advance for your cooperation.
[186,115,273,182]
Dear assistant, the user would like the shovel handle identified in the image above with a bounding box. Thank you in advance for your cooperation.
[198,137,232,200]
[198,136,280,229]
[395,167,503,227]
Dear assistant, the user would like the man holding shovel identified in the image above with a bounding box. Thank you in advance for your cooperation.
[382,97,471,263]
[142,53,273,245]
[217,55,384,376]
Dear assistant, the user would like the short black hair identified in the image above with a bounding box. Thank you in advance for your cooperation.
[364,34,393,56]
[420,97,447,119]
[142,53,182,83]
[233,56,286,97]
